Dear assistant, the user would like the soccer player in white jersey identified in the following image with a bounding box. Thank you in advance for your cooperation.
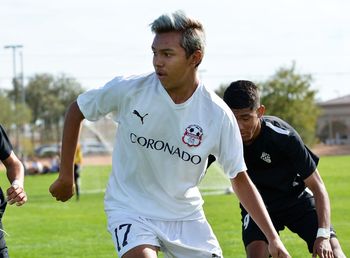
[49,11,290,258]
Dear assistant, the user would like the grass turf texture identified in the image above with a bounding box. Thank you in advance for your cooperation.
[1,155,349,257]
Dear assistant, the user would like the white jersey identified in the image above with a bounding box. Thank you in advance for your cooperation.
[77,72,246,220]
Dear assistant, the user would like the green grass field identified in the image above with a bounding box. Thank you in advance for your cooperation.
[1,155,349,257]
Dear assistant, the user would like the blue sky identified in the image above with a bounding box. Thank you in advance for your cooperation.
[0,0,349,101]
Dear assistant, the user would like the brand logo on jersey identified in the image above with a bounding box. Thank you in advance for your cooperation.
[182,124,203,147]
[132,110,148,124]
[260,152,271,163]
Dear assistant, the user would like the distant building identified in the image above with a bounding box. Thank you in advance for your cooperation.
[317,95,350,145]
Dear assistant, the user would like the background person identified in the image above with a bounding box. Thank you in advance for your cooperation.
[216,80,346,258]
[74,143,83,200]
[24,156,44,175]
[49,154,60,173]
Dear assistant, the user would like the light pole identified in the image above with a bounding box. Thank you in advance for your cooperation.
[4,44,24,153]
[19,50,25,103]
[4,45,23,103]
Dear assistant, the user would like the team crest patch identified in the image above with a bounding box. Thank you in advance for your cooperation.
[182,124,203,147]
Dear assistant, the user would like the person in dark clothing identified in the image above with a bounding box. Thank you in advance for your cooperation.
[0,125,27,257]
[208,80,346,258]
[73,143,83,200]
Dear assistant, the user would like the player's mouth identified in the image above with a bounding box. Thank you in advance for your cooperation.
[156,70,167,79]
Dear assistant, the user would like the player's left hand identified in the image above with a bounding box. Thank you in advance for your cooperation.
[268,238,291,258]
[312,238,334,258]
[7,184,27,206]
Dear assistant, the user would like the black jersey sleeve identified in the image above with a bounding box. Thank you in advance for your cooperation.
[284,129,319,180]
[0,125,13,161]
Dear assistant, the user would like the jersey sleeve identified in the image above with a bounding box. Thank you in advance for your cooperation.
[285,132,319,180]
[216,112,247,179]
[0,125,13,161]
[77,75,132,121]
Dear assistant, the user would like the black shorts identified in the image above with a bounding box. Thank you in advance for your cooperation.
[240,195,336,253]
[0,188,6,218]
[0,188,8,258]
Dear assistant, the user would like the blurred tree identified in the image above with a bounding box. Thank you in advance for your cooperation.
[52,74,85,142]
[0,91,32,131]
[0,91,32,155]
[0,93,14,129]
[214,84,228,99]
[6,78,21,104]
[25,73,84,144]
[259,63,320,145]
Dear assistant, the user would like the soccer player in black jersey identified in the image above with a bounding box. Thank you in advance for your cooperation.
[209,80,346,258]
[0,124,27,257]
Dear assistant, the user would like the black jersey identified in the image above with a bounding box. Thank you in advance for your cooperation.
[243,116,319,212]
[0,125,13,161]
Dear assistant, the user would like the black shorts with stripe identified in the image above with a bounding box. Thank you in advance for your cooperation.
[240,192,337,253]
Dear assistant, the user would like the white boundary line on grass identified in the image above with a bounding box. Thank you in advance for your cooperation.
[81,188,234,196]
[81,188,105,194]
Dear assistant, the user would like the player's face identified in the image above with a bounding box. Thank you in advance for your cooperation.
[152,32,199,93]
[232,106,264,145]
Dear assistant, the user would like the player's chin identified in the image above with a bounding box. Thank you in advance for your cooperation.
[241,134,248,141]
[241,135,253,144]
[159,78,171,88]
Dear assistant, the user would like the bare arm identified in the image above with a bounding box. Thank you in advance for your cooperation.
[231,171,290,258]
[49,101,85,201]
[3,151,27,206]
[305,170,331,230]
[304,170,333,257]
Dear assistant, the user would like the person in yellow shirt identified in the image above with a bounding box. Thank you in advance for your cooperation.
[74,143,83,200]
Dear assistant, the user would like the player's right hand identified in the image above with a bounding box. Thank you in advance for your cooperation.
[7,184,27,206]
[312,238,333,258]
[49,177,74,202]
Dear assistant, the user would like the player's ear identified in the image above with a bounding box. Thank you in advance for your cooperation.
[256,105,265,118]
[190,50,203,67]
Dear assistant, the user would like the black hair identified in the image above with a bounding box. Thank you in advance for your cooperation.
[223,80,260,110]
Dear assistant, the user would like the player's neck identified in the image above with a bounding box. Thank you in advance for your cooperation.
[167,77,199,104]
[252,121,262,142]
